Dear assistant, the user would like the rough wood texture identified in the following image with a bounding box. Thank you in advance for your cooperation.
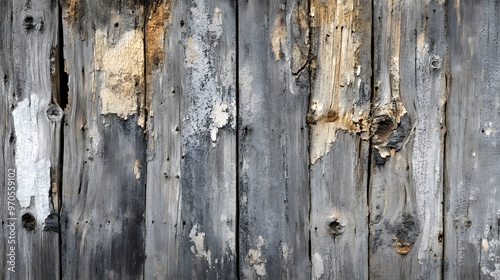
[144,0,237,278]
[308,0,371,279]
[1,0,61,279]
[238,0,311,278]
[445,1,500,278]
[60,1,146,278]
[369,0,447,279]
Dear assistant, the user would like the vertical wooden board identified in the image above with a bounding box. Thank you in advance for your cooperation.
[60,1,146,279]
[308,0,372,279]
[238,0,310,278]
[145,0,237,278]
[369,0,446,279]
[1,0,61,279]
[0,1,16,278]
[445,1,500,279]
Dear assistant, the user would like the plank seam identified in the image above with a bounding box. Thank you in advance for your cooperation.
[367,0,375,278]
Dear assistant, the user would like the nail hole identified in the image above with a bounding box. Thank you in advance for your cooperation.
[22,213,36,231]
[114,22,119,28]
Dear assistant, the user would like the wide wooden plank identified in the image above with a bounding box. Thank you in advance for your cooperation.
[238,0,310,278]
[369,0,447,279]
[308,0,372,279]
[444,1,500,279]
[144,0,237,278]
[60,1,146,278]
[1,0,61,279]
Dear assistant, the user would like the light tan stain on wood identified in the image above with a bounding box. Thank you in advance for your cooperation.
[271,14,286,61]
[94,28,144,122]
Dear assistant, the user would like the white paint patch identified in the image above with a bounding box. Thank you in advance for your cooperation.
[189,224,212,265]
[210,103,230,143]
[484,122,496,136]
[94,29,144,122]
[482,239,489,252]
[133,160,140,180]
[313,252,325,279]
[246,236,267,276]
[12,95,52,226]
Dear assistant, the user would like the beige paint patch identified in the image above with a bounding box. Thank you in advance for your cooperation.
[271,15,286,61]
[189,224,212,265]
[247,236,267,276]
[94,29,144,122]
[133,160,140,179]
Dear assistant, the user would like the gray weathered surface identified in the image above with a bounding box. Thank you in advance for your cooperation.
[60,1,146,278]
[369,0,447,279]
[238,0,311,278]
[308,0,371,279]
[1,0,61,279]
[144,0,237,278]
[445,1,500,279]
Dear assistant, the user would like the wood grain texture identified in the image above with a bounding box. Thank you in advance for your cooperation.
[1,0,61,279]
[369,0,447,279]
[445,1,500,279]
[144,0,237,278]
[308,0,372,279]
[238,0,311,278]
[60,1,146,279]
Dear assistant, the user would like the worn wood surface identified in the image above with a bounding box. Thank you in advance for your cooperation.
[144,0,237,278]
[445,1,500,279]
[1,0,61,279]
[308,0,371,279]
[369,0,447,279]
[238,0,311,278]
[60,0,146,279]
[3,0,500,279]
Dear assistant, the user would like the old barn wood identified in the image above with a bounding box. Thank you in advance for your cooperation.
[1,0,499,279]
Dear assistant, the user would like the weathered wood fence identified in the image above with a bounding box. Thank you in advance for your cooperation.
[1,0,499,279]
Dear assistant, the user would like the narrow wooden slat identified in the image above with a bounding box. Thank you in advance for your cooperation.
[445,1,500,278]
[238,0,311,278]
[369,0,447,278]
[1,0,61,279]
[144,0,237,278]
[308,0,372,279]
[60,1,146,278]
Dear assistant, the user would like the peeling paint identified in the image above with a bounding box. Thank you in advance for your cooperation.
[210,103,230,143]
[189,224,212,265]
[12,95,52,226]
[246,236,267,276]
[94,29,144,124]
[313,252,324,279]
[182,3,235,147]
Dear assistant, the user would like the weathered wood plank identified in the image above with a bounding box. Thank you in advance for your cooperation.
[144,0,237,278]
[1,0,61,279]
[60,1,146,278]
[238,0,310,278]
[369,0,446,279]
[445,1,500,279]
[308,0,372,279]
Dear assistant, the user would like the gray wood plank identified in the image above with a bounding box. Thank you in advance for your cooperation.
[445,1,500,279]
[369,0,447,279]
[308,0,372,279]
[144,0,237,278]
[238,0,311,278]
[60,1,146,278]
[1,0,61,279]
